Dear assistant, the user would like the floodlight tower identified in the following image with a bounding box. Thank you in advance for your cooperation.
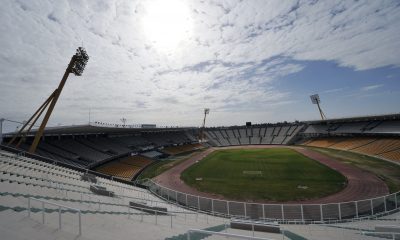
[0,118,4,145]
[8,47,89,153]
[120,118,127,127]
[310,94,327,120]
[199,108,210,142]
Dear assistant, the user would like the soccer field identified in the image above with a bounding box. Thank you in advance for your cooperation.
[181,148,347,201]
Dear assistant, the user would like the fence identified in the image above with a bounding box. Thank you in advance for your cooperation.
[187,229,276,240]
[145,179,400,223]
[28,197,82,235]
[361,231,400,239]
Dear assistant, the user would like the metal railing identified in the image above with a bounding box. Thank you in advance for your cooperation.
[28,197,82,236]
[230,218,281,238]
[187,229,276,240]
[145,179,400,223]
[361,231,400,239]
[127,204,177,228]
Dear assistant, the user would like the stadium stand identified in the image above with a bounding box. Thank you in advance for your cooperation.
[204,123,303,147]
[96,163,138,181]
[304,137,400,162]
[96,155,153,181]
[142,131,190,146]
[109,135,150,149]
[4,127,199,170]
[1,115,400,240]
[203,130,222,146]
[300,114,400,162]
[78,137,131,155]
[329,137,375,150]
[370,120,400,134]
[0,149,243,240]
[50,139,112,163]
[18,142,89,168]
[303,115,400,135]
[120,155,152,166]
[304,137,344,148]
[141,150,164,159]
[352,138,400,155]
[379,149,400,161]
[3,115,398,170]
[162,143,203,155]
[184,129,198,142]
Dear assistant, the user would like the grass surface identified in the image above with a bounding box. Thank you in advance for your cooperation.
[308,147,400,192]
[180,148,346,202]
[137,150,205,180]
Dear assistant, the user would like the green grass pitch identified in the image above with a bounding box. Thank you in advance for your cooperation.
[181,148,347,202]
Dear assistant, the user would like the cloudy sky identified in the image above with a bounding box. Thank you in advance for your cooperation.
[1,0,399,132]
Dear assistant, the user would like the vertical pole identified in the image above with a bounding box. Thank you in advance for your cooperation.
[78,211,82,236]
[281,204,284,221]
[262,204,265,220]
[155,210,157,225]
[227,201,230,217]
[42,202,45,224]
[170,215,172,228]
[320,204,323,221]
[301,205,304,222]
[0,118,3,145]
[355,201,359,218]
[371,199,374,215]
[28,197,31,217]
[175,191,178,204]
[384,196,387,212]
[197,196,200,211]
[185,194,188,207]
[338,203,342,220]
[211,199,214,215]
[58,207,62,229]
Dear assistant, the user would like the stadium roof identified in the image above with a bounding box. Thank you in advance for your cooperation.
[306,113,400,124]
[4,123,197,137]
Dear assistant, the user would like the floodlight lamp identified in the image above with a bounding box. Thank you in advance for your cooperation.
[71,47,89,76]
[310,94,320,104]
[204,108,210,114]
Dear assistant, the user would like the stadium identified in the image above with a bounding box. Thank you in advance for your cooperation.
[1,1,400,240]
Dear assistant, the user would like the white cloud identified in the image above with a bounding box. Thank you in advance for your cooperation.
[360,84,384,91]
[322,88,348,94]
[0,0,399,128]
